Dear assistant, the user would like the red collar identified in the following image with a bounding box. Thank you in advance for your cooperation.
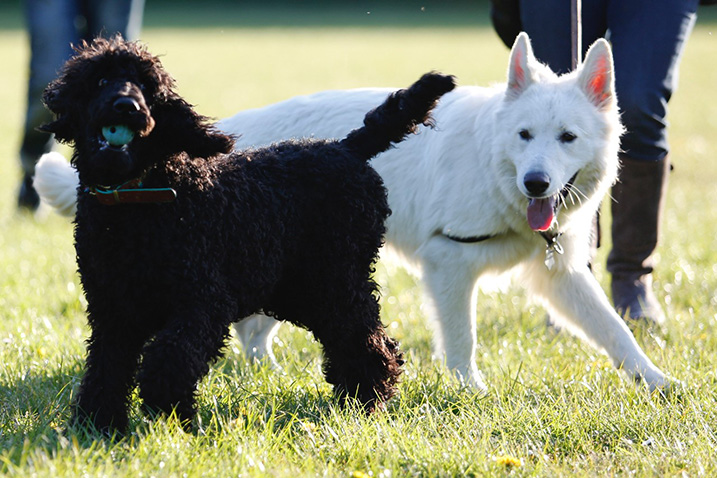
[87,177,177,205]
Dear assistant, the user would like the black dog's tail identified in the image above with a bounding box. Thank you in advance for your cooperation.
[340,72,456,161]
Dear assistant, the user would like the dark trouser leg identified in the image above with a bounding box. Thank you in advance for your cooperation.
[603,1,696,323]
[19,0,78,210]
[19,0,145,210]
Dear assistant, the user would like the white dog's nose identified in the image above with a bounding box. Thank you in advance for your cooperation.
[524,171,550,197]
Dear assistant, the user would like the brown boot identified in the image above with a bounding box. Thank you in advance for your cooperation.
[607,155,670,324]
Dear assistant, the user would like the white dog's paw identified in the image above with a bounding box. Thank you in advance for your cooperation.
[454,365,489,394]
[636,365,677,395]
[233,316,281,369]
[646,374,684,398]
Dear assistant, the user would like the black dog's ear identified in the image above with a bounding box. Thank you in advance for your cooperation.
[151,95,234,159]
[38,77,77,143]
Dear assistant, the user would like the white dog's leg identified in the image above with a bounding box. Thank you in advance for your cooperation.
[532,265,669,390]
[419,239,487,391]
[233,314,281,367]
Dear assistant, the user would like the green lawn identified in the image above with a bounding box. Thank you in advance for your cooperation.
[2,3,717,476]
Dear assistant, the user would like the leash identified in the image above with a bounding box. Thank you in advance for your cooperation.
[533,12,580,270]
[571,0,582,69]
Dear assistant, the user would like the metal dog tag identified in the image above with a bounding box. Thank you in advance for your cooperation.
[544,233,564,271]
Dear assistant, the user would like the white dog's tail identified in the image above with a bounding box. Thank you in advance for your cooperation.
[33,152,79,217]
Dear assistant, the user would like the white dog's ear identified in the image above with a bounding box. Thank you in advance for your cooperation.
[578,39,615,110]
[506,32,535,100]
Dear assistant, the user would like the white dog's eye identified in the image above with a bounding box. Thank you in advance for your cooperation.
[98,78,108,87]
[519,129,533,141]
[560,131,577,143]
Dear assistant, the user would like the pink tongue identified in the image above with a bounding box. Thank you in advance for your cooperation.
[527,198,555,231]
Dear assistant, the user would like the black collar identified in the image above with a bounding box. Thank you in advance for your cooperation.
[443,232,496,243]
[443,227,564,270]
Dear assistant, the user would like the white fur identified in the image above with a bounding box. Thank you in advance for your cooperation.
[34,152,79,217]
[35,34,670,391]
[221,33,668,391]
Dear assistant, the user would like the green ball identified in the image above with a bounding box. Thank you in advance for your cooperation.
[102,125,135,146]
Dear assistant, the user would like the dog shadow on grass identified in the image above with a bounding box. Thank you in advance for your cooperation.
[0,361,81,463]
[193,350,489,445]
[0,343,487,468]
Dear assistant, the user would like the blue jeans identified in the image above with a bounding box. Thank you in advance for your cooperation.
[519,0,699,162]
[20,0,144,176]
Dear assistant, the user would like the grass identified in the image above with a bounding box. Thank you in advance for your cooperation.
[2,3,717,476]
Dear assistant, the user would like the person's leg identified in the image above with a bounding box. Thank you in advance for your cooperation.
[84,0,144,40]
[519,0,608,74]
[606,0,699,322]
[608,0,698,162]
[19,0,80,210]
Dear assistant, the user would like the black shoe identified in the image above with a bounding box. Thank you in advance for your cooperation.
[612,275,666,324]
[18,174,40,211]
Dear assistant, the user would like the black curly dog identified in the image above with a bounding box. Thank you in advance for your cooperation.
[40,36,455,433]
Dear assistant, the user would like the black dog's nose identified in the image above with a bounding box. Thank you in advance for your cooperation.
[113,97,141,113]
[524,171,551,196]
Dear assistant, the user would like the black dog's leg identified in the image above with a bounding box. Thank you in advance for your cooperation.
[72,328,146,434]
[310,292,404,413]
[136,314,229,428]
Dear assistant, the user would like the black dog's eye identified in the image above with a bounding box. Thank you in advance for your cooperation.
[98,78,108,87]
[519,129,533,141]
[560,131,577,143]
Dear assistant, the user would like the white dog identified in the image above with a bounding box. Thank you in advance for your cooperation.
[36,33,670,391]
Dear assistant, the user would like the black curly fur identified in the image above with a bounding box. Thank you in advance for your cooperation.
[41,36,455,434]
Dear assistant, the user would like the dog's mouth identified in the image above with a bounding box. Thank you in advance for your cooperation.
[526,172,578,232]
[98,124,136,151]
[83,124,142,186]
